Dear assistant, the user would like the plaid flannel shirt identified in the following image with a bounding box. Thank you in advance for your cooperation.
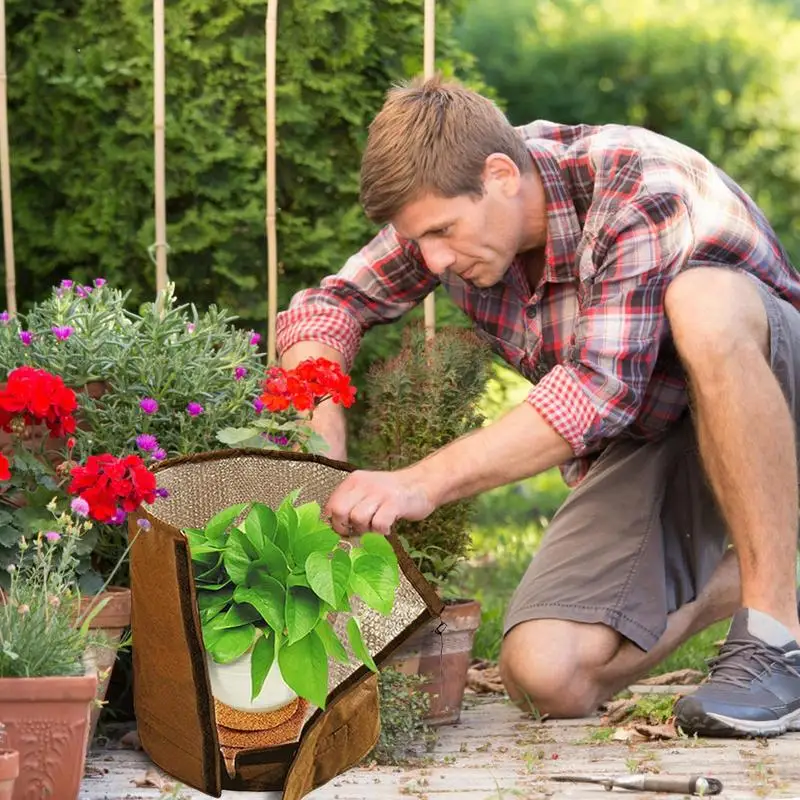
[276,122,800,486]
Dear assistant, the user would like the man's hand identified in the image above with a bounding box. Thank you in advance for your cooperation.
[323,468,434,536]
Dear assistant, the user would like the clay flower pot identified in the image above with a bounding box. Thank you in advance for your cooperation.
[0,673,97,800]
[0,749,18,800]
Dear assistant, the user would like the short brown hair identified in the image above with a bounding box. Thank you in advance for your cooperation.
[360,75,531,225]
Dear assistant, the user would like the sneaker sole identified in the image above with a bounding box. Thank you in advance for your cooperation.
[678,706,800,738]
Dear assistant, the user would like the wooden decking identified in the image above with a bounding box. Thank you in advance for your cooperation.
[80,694,800,800]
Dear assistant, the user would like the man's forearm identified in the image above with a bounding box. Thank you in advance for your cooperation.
[280,341,349,460]
[406,401,575,508]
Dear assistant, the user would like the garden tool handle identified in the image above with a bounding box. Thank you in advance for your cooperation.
[609,775,723,795]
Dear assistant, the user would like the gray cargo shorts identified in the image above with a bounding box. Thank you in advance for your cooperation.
[503,274,800,652]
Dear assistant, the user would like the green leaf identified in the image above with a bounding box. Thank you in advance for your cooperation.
[234,582,285,634]
[292,527,339,568]
[245,536,289,584]
[348,554,399,616]
[244,503,278,551]
[346,617,377,673]
[278,629,329,709]
[218,603,262,629]
[250,630,276,700]
[275,492,300,555]
[197,586,234,615]
[208,624,257,664]
[205,503,249,539]
[305,549,351,607]
[285,586,321,644]
[216,427,261,445]
[360,533,399,581]
[315,618,349,665]
[286,571,312,590]
[185,528,222,558]
[223,529,257,584]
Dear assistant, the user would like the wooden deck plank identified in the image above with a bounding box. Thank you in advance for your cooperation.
[80,697,800,800]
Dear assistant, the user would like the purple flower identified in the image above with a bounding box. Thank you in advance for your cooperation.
[186,402,204,417]
[139,397,159,415]
[249,332,261,347]
[93,278,107,288]
[60,279,74,290]
[0,311,8,324]
[186,323,196,334]
[110,509,127,525]
[137,518,152,531]
[155,487,170,499]
[76,285,92,298]
[71,497,90,517]
[234,367,247,381]
[19,331,32,346]
[44,531,61,543]
[51,325,74,341]
[253,397,264,414]
[268,434,290,447]
[151,448,167,462]
[135,433,159,452]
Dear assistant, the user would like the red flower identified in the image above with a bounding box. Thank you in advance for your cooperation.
[0,453,9,482]
[0,366,78,438]
[68,453,157,523]
[259,358,356,413]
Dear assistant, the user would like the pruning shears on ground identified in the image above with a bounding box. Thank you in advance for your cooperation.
[552,773,723,795]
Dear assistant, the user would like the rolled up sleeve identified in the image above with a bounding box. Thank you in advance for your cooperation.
[527,192,693,455]
[276,225,437,372]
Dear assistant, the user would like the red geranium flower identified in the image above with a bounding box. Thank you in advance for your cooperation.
[68,453,157,523]
[0,366,77,438]
[259,358,356,413]
[0,453,10,482]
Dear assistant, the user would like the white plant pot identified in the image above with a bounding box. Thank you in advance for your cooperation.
[206,649,297,712]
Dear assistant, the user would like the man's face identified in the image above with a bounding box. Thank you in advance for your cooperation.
[392,176,525,289]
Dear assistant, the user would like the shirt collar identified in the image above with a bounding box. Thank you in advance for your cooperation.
[526,142,582,284]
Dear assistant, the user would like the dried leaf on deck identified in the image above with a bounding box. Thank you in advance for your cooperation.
[637,669,704,686]
[611,726,648,743]
[602,697,639,725]
[633,721,679,740]
[466,663,505,695]
[131,768,171,789]
[120,729,142,750]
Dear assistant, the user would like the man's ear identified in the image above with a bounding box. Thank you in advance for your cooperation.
[482,153,521,197]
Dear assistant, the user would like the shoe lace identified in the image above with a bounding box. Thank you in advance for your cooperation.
[706,638,800,688]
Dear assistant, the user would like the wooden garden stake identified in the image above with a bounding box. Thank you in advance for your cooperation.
[266,0,278,363]
[153,0,168,296]
[423,0,436,339]
[0,0,16,316]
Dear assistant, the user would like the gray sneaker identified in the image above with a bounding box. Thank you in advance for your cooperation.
[674,608,800,737]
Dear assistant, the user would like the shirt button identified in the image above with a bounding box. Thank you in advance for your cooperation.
[526,306,537,318]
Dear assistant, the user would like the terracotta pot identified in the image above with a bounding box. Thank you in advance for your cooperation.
[77,586,131,747]
[0,750,19,800]
[384,598,482,726]
[0,672,97,800]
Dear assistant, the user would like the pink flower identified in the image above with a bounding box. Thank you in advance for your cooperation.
[0,312,8,324]
[186,323,196,334]
[93,278,107,288]
[110,509,127,525]
[186,402,204,417]
[52,326,74,341]
[71,497,90,517]
[253,397,264,414]
[76,285,93,298]
[19,331,32,346]
[249,332,261,347]
[151,448,167,462]
[135,434,159,452]
[234,367,247,381]
[44,531,61,543]
[139,397,159,415]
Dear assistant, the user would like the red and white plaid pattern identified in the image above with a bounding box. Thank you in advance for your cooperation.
[277,121,800,485]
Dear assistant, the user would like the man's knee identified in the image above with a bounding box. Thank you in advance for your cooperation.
[665,268,769,364]
[498,618,620,719]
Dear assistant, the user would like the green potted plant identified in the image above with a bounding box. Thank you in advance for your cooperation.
[354,323,494,725]
[186,492,401,749]
[0,366,162,748]
[0,452,153,800]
